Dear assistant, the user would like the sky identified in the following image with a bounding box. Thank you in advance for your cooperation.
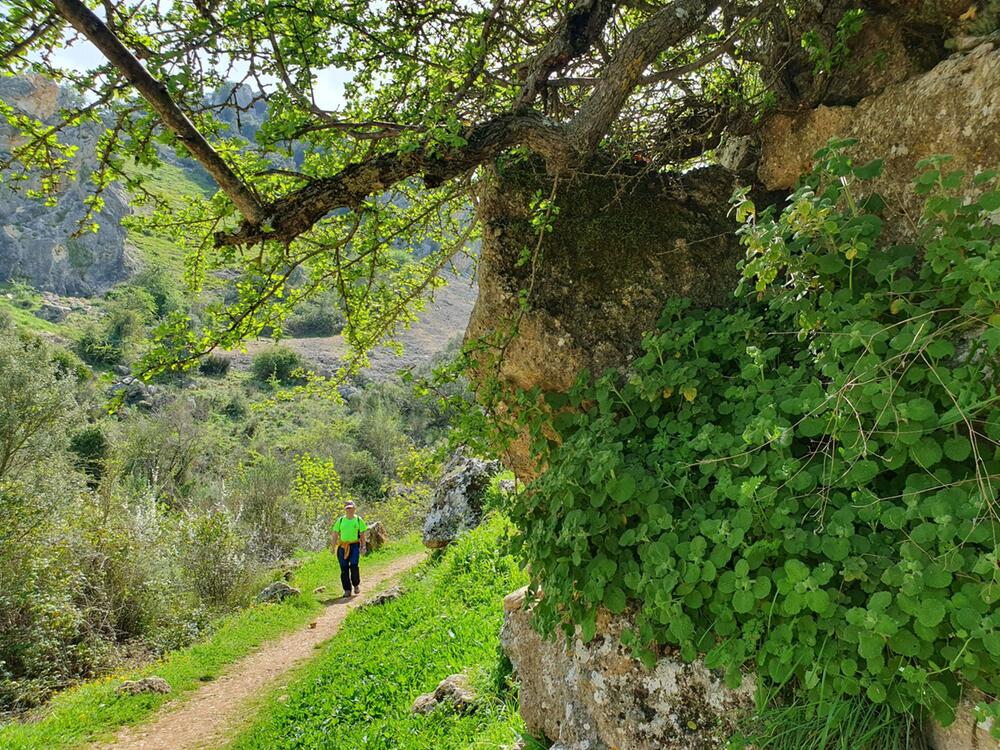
[44,25,350,111]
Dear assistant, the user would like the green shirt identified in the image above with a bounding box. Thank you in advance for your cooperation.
[333,515,368,543]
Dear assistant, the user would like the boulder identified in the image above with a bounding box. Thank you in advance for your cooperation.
[411,673,478,715]
[500,587,755,750]
[365,585,403,607]
[255,581,300,604]
[466,162,742,479]
[116,676,172,696]
[422,448,501,548]
[365,520,388,553]
[758,42,1000,226]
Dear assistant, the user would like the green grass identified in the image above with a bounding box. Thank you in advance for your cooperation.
[0,536,424,750]
[0,296,60,335]
[226,516,535,750]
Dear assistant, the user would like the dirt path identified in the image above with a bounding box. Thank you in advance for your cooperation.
[95,552,427,750]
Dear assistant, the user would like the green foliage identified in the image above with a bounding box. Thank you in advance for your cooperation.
[282,290,344,337]
[511,147,1000,735]
[69,424,109,481]
[198,352,232,376]
[179,507,256,607]
[228,517,528,750]
[250,346,307,385]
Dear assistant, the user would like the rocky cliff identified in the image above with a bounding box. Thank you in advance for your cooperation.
[0,75,133,295]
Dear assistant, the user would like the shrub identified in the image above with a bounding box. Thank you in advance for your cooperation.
[179,507,255,607]
[0,306,11,331]
[69,425,109,481]
[250,346,307,385]
[283,291,344,337]
[511,148,1000,735]
[76,323,122,366]
[198,352,232,376]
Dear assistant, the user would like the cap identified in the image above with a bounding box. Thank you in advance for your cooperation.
[344,500,356,508]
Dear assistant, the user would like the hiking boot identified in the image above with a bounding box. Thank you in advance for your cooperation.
[353,585,361,595]
[343,590,353,599]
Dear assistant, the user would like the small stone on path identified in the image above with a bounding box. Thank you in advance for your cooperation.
[117,677,171,696]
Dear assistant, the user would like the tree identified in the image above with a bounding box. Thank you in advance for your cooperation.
[1,0,776,372]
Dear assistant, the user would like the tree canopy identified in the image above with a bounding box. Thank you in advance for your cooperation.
[1,0,778,371]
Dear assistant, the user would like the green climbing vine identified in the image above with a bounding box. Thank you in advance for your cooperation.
[508,142,1000,734]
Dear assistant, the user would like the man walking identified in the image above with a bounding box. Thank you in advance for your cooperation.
[331,500,368,598]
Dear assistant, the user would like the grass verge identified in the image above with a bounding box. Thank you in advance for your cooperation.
[0,536,424,750]
[225,516,536,750]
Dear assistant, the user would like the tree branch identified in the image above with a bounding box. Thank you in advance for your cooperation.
[51,0,268,225]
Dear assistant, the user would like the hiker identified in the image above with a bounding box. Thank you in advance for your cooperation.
[331,500,368,598]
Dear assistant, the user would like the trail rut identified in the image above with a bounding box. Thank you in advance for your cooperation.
[94,552,427,750]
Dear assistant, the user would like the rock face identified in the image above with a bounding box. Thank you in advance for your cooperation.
[421,449,500,548]
[466,162,742,478]
[255,581,300,604]
[758,42,1000,221]
[500,588,755,750]
[116,676,172,696]
[0,75,133,295]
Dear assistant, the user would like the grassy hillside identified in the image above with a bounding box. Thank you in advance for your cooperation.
[227,517,538,750]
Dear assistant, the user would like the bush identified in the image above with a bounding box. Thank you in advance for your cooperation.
[69,425,109,481]
[198,352,232,376]
[180,507,256,607]
[129,268,184,317]
[75,323,122,366]
[512,149,1000,735]
[283,291,344,337]
[250,346,307,385]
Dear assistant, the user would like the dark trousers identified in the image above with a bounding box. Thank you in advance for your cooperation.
[337,542,361,592]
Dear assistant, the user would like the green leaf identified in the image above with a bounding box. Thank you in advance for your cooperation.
[733,590,755,614]
[916,599,946,628]
[910,438,943,468]
[608,474,636,503]
[604,585,627,614]
[943,436,972,462]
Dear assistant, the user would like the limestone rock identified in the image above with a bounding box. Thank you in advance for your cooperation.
[422,448,500,548]
[116,676,172,696]
[255,581,300,604]
[927,693,1000,750]
[758,43,1000,224]
[466,162,742,478]
[412,673,478,715]
[365,585,403,607]
[365,520,388,553]
[0,76,134,295]
[500,587,755,750]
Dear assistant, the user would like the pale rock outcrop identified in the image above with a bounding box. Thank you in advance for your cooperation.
[255,581,300,604]
[927,693,1000,750]
[116,676,172,696]
[411,673,478,715]
[0,75,133,295]
[501,588,755,750]
[759,42,1000,221]
[421,449,500,548]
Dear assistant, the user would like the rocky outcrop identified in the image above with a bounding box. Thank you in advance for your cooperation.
[411,673,478,715]
[365,520,388,553]
[500,588,755,750]
[421,449,500,548]
[365,585,403,607]
[0,75,133,295]
[116,676,172,696]
[758,42,1000,220]
[466,162,742,477]
[255,581,300,604]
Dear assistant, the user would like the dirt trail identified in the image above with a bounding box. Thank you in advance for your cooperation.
[95,552,426,750]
